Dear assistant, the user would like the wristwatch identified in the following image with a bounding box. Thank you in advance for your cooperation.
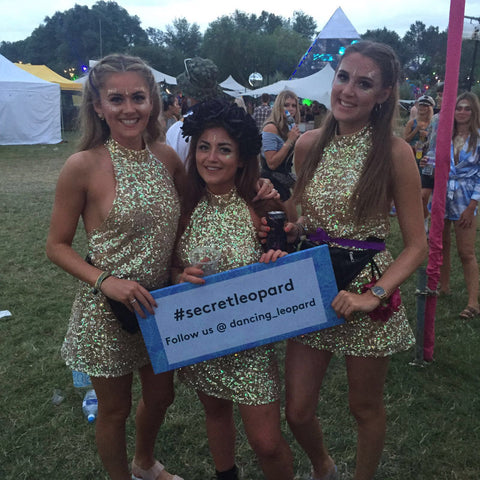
[369,285,389,301]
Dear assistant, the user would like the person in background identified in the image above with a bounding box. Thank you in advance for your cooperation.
[261,90,301,205]
[166,57,224,163]
[46,54,186,480]
[161,93,181,133]
[403,95,435,221]
[173,98,294,480]
[234,96,247,111]
[253,93,272,131]
[439,92,480,318]
[276,41,427,480]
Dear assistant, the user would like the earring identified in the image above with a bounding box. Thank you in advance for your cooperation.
[97,113,104,121]
[374,103,383,114]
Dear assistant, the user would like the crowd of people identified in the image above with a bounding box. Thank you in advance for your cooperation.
[45,39,477,480]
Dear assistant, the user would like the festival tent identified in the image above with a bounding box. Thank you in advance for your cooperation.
[291,7,360,78]
[0,54,61,145]
[220,75,251,94]
[14,63,82,91]
[248,64,335,108]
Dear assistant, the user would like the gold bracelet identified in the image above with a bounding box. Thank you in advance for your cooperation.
[91,271,112,295]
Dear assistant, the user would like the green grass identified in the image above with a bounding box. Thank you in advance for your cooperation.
[1,133,479,479]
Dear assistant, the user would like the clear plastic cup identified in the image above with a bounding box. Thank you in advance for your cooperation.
[190,246,222,276]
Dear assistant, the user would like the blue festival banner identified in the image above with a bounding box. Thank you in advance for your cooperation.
[138,245,342,373]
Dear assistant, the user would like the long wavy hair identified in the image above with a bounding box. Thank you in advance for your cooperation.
[293,41,401,223]
[453,91,480,155]
[77,54,162,151]
[181,99,280,221]
[264,90,301,140]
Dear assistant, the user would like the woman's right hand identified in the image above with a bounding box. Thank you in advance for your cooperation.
[100,276,157,318]
[258,217,303,245]
[176,265,206,285]
[287,125,301,145]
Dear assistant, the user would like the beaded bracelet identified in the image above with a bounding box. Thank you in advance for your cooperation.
[91,271,112,295]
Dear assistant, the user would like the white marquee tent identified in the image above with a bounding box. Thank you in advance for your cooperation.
[0,54,61,145]
[248,64,335,108]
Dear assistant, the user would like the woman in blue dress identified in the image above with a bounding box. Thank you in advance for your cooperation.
[439,92,480,318]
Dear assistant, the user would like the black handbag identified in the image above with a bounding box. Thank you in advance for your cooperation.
[85,256,140,334]
[296,237,382,291]
[260,148,296,201]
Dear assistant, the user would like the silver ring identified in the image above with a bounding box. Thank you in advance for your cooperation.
[129,299,137,304]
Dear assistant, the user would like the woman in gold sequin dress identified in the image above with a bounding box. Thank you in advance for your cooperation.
[281,42,428,480]
[46,55,185,480]
[173,99,294,480]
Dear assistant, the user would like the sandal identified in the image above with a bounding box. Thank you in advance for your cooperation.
[459,306,480,319]
[132,460,184,480]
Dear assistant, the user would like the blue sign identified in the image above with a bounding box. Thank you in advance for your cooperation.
[138,245,342,373]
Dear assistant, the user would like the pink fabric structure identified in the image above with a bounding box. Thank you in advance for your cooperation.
[423,0,466,361]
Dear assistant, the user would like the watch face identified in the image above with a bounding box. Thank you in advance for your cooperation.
[371,286,387,299]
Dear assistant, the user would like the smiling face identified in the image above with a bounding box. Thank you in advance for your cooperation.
[331,52,391,135]
[195,127,242,195]
[94,71,153,149]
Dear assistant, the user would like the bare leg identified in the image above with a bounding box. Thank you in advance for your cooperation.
[345,356,390,480]
[421,188,432,220]
[439,219,452,294]
[239,401,294,480]
[133,365,175,479]
[91,374,133,480]
[454,217,479,309]
[197,391,236,473]
[285,340,336,479]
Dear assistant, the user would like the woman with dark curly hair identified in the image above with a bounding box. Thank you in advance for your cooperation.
[172,98,294,480]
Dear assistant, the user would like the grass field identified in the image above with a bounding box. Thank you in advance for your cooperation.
[0,133,479,480]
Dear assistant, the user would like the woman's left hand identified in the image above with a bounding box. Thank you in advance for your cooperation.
[253,178,280,201]
[260,249,287,263]
[458,206,475,229]
[331,290,380,320]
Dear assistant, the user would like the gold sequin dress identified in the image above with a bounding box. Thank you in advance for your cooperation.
[296,126,414,356]
[176,188,280,405]
[61,139,181,377]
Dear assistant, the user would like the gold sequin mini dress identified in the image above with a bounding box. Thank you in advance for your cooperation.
[176,189,280,405]
[61,139,181,377]
[295,126,415,356]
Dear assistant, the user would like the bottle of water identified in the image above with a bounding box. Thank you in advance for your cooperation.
[72,370,92,396]
[285,110,295,130]
[82,389,98,423]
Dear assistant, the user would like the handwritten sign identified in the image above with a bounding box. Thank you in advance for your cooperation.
[138,245,342,373]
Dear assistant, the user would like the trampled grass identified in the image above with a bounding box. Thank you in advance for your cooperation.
[1,133,479,479]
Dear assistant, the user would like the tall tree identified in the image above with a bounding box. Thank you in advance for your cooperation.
[292,11,317,40]
[164,18,202,59]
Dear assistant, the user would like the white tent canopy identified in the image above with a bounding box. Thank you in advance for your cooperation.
[0,53,61,145]
[220,75,251,93]
[249,64,335,108]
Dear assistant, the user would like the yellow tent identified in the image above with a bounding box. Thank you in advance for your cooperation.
[14,63,82,91]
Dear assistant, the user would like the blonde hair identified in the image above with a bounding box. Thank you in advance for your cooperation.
[265,90,300,140]
[77,54,161,151]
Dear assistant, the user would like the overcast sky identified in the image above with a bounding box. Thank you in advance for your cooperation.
[1,0,479,43]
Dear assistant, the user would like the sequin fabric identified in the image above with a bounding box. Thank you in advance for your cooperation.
[296,125,414,356]
[61,138,181,377]
[177,188,280,405]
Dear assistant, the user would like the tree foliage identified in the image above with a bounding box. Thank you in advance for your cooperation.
[0,2,477,97]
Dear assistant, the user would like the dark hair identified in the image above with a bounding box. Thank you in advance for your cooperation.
[162,93,177,111]
[261,93,271,103]
[181,99,271,217]
[294,41,401,223]
[78,54,161,151]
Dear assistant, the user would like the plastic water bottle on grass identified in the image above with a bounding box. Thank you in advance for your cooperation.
[72,370,92,395]
[82,389,98,423]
